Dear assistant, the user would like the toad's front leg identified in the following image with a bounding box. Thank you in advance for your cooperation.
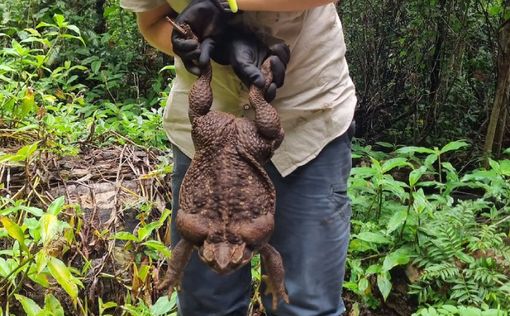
[188,61,213,121]
[157,239,194,296]
[167,19,214,122]
[259,243,289,310]
[249,59,284,150]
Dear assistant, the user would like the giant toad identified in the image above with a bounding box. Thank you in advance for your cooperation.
[157,22,289,309]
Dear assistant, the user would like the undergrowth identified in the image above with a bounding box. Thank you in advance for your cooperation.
[347,141,510,315]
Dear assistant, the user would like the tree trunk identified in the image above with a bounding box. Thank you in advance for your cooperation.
[484,13,510,163]
[418,0,449,143]
[95,0,107,34]
[494,104,508,154]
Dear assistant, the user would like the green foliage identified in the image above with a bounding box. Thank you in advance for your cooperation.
[413,304,508,316]
[0,3,169,152]
[121,294,177,316]
[15,294,65,316]
[0,196,83,310]
[346,140,510,311]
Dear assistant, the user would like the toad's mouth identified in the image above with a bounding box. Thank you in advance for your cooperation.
[198,240,253,274]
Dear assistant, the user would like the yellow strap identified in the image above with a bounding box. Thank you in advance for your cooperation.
[227,0,238,13]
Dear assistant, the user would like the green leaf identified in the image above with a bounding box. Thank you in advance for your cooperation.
[44,294,65,316]
[0,64,16,72]
[20,206,44,217]
[150,294,177,316]
[53,14,66,28]
[20,87,35,117]
[439,140,469,154]
[0,216,27,252]
[386,210,408,234]
[61,34,85,45]
[412,189,429,214]
[40,214,59,245]
[358,277,369,293]
[138,265,151,282]
[365,264,381,275]
[356,232,391,244]
[458,306,482,316]
[382,157,410,173]
[36,21,57,29]
[12,39,29,56]
[47,196,65,216]
[66,24,81,35]
[396,146,435,155]
[137,221,162,241]
[158,209,171,224]
[409,166,427,187]
[380,177,408,200]
[382,248,411,272]
[455,251,474,264]
[439,305,458,313]
[91,60,102,74]
[424,154,438,168]
[6,142,40,162]
[35,250,48,273]
[0,258,10,277]
[24,217,41,242]
[99,298,118,313]
[14,294,43,316]
[48,257,78,300]
[488,159,501,173]
[488,4,503,16]
[481,310,504,316]
[113,231,139,242]
[28,269,50,287]
[350,167,377,178]
[498,160,510,176]
[377,272,392,301]
[423,307,439,316]
[369,157,382,172]
[143,240,171,257]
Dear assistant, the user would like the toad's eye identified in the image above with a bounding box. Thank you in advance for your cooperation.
[209,234,222,243]
[226,233,241,244]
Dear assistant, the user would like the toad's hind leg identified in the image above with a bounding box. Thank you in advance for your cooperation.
[260,244,289,310]
[157,239,194,296]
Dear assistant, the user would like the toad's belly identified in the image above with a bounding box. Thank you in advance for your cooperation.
[179,144,275,221]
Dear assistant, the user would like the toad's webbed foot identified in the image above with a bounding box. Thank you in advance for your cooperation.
[157,239,194,296]
[260,244,289,310]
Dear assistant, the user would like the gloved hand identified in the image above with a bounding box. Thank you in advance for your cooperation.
[199,29,291,102]
[172,0,231,75]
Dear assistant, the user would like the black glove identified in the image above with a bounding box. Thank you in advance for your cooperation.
[172,0,231,75]
[199,28,291,102]
[210,0,239,13]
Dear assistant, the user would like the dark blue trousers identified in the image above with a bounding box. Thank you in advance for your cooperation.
[170,125,353,316]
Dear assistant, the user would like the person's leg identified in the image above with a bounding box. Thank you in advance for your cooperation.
[170,146,252,316]
[262,125,354,316]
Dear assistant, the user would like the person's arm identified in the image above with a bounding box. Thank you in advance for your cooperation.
[236,0,336,11]
[136,3,177,56]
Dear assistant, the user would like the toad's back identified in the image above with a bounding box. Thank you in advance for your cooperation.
[179,111,275,222]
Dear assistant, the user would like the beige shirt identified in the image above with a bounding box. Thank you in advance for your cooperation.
[121,0,356,176]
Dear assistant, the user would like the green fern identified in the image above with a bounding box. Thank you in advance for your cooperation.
[411,200,510,308]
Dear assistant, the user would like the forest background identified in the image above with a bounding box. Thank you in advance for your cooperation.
[0,0,509,315]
